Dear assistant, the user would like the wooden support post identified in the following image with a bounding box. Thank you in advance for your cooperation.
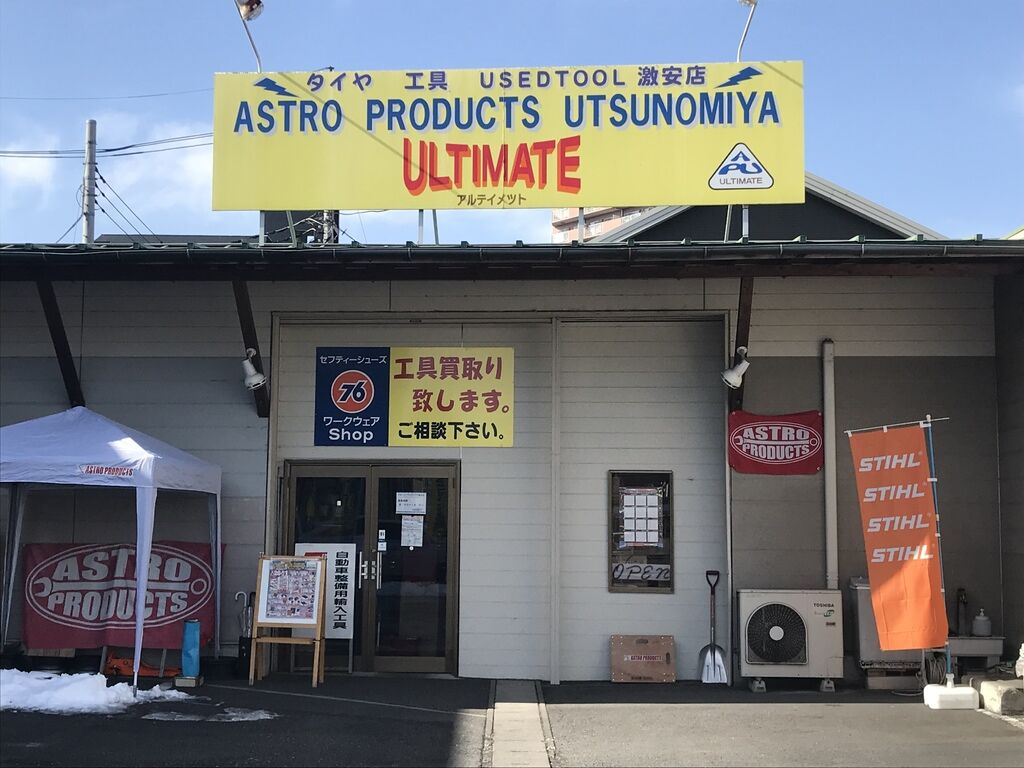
[728,276,754,413]
[36,280,85,407]
[232,279,270,418]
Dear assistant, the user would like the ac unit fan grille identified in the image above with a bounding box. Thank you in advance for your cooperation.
[746,602,807,664]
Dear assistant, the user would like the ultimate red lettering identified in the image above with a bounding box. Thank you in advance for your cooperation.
[403,137,582,195]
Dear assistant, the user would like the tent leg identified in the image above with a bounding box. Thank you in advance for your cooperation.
[2,484,25,648]
[208,494,222,659]
[98,645,108,675]
[159,648,167,677]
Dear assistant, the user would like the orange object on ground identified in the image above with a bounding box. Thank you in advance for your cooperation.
[103,651,180,678]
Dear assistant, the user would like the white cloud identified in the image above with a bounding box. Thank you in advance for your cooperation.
[0,137,59,199]
[89,117,254,237]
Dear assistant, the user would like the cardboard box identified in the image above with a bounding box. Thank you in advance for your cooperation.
[611,635,675,683]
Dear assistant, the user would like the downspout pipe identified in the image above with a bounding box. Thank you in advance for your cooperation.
[822,338,839,590]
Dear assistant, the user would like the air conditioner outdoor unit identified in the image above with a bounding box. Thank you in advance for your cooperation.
[738,589,844,692]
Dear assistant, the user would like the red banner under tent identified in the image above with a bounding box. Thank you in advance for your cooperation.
[0,407,222,689]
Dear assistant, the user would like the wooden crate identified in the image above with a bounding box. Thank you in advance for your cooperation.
[610,635,675,683]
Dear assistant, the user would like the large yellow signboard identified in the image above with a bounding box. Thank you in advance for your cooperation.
[213,62,803,211]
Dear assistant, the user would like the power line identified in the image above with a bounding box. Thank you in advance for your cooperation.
[95,186,154,244]
[95,168,159,240]
[96,203,137,240]
[97,142,213,159]
[101,133,212,153]
[0,88,212,102]
[0,132,213,158]
[55,213,84,244]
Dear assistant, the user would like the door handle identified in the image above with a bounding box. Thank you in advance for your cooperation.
[358,551,369,589]
[375,550,382,590]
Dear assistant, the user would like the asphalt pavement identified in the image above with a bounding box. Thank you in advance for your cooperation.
[2,675,1023,767]
[1,675,490,768]
[540,681,1024,767]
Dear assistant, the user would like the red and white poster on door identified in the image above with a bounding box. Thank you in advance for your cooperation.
[728,410,823,474]
[849,425,947,650]
[22,541,216,650]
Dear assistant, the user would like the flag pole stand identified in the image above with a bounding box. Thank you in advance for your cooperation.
[919,415,979,710]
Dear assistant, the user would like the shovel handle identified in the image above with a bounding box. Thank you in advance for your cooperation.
[705,570,720,590]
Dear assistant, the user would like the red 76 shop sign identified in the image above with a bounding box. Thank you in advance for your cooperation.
[315,347,390,446]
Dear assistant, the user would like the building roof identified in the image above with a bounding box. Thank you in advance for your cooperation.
[1,239,1020,282]
[96,234,258,245]
[590,172,946,243]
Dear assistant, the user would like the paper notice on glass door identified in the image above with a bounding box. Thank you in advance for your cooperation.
[396,492,427,515]
[401,515,424,548]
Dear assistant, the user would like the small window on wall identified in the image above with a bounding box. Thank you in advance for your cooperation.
[608,471,673,593]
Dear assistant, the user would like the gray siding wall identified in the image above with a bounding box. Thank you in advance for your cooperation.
[731,357,825,592]
[1,273,1006,676]
[995,275,1024,656]
[0,282,267,649]
[834,358,1001,640]
[734,354,1002,656]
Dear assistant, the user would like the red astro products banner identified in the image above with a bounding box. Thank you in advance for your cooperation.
[849,426,947,650]
[728,410,824,474]
[22,541,216,650]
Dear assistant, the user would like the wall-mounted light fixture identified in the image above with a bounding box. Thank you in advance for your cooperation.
[242,348,267,391]
[721,346,750,389]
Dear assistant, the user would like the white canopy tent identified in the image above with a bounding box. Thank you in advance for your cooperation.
[0,406,221,691]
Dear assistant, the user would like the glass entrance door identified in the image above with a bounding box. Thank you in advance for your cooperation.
[287,463,457,674]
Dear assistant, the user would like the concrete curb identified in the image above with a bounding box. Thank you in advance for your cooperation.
[968,677,1024,715]
[482,679,496,768]
[535,681,556,768]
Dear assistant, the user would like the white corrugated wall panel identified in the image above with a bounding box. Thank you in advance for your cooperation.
[558,320,726,681]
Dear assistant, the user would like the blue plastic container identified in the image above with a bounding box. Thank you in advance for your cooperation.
[181,619,201,677]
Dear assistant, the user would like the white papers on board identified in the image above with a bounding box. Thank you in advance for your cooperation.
[401,515,424,548]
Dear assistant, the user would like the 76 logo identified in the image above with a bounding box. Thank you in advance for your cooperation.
[331,370,374,414]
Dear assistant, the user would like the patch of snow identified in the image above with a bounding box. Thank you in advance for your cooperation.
[141,707,276,722]
[141,711,205,721]
[0,670,188,715]
[208,707,276,722]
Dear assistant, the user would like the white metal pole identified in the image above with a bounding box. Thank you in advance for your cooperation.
[431,210,440,245]
[726,1,758,244]
[81,120,96,244]
[822,338,839,590]
[576,208,585,241]
[549,318,562,684]
[417,210,424,245]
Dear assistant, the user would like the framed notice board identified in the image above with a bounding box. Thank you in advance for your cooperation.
[608,471,673,593]
[250,554,327,687]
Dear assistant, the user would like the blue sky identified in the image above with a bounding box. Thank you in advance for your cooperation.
[1,0,1021,243]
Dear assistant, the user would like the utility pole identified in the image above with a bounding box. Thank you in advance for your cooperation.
[81,119,97,244]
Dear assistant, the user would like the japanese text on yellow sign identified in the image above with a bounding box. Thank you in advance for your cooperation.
[212,62,804,211]
[389,348,513,447]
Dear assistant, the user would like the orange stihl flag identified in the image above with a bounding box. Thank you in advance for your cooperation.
[849,425,947,650]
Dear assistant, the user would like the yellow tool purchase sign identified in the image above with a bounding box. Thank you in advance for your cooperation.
[389,347,513,447]
[212,62,804,211]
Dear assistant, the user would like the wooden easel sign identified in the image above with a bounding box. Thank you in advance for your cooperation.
[249,554,327,688]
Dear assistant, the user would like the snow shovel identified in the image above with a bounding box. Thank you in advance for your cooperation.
[699,570,728,684]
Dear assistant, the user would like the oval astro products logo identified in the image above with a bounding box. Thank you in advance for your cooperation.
[25,543,213,631]
[729,420,822,465]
